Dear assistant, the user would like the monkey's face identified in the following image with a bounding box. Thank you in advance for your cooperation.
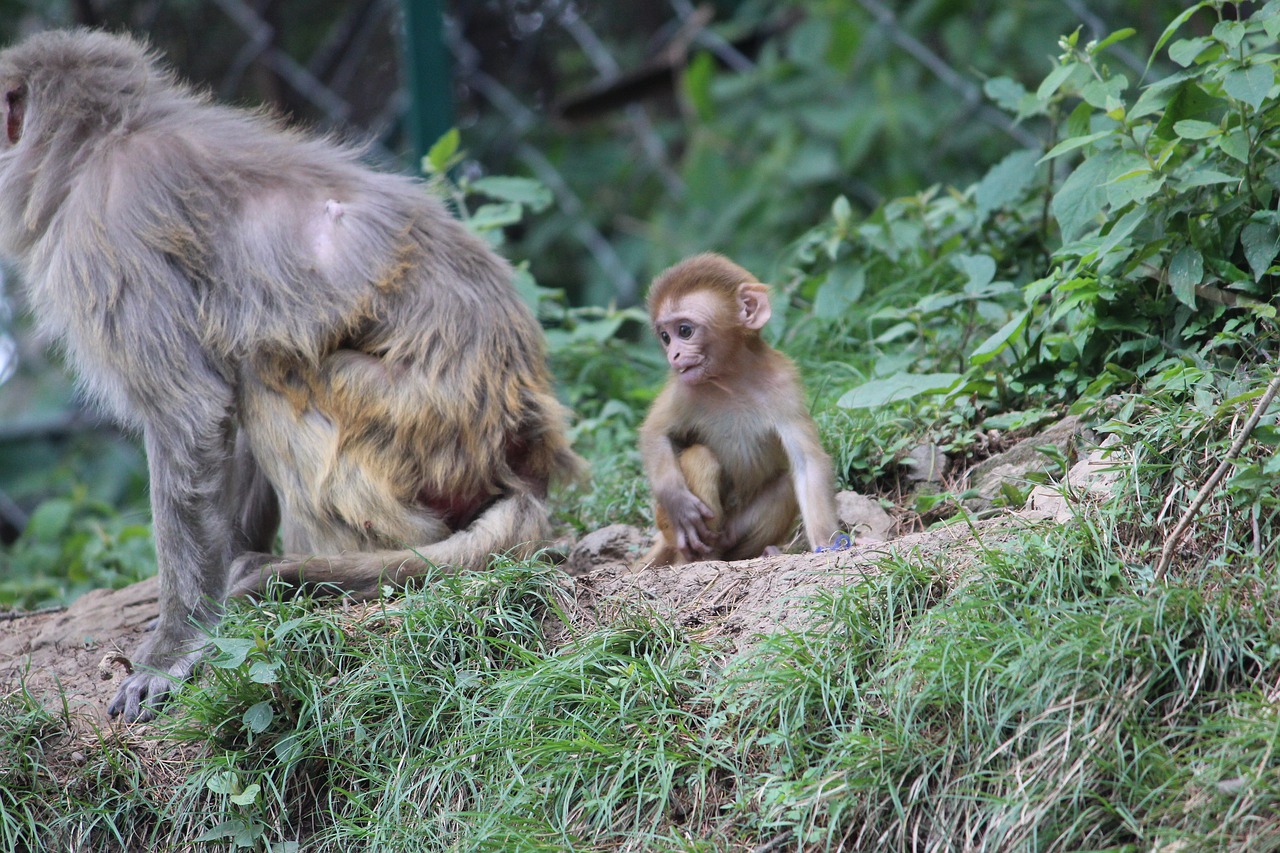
[652,291,729,387]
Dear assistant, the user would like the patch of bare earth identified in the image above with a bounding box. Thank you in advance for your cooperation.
[0,516,1013,732]
[0,414,1110,811]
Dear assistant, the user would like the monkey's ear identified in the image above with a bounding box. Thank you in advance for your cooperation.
[737,281,772,331]
[4,85,25,145]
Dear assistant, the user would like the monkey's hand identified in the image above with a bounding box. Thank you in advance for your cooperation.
[107,637,206,723]
[659,486,718,558]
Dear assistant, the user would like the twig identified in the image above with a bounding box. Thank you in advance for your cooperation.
[462,62,640,303]
[856,0,1041,150]
[0,604,67,621]
[1153,364,1280,582]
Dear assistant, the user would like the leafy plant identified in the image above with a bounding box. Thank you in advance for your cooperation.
[0,486,155,608]
[1021,0,1280,400]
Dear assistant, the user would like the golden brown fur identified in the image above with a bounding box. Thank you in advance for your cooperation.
[638,254,838,567]
[0,29,584,722]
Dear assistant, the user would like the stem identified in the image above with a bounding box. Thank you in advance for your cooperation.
[1153,363,1280,582]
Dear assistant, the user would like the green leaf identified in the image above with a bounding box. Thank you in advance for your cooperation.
[230,783,261,807]
[210,638,255,669]
[1241,222,1280,281]
[1038,131,1113,164]
[1094,206,1146,261]
[1080,75,1128,109]
[1212,20,1246,52]
[24,499,73,544]
[683,51,716,122]
[831,195,853,229]
[1173,119,1221,139]
[1104,156,1163,208]
[1218,129,1251,163]
[1176,170,1239,190]
[1153,80,1222,140]
[206,771,238,796]
[1168,37,1215,68]
[1093,28,1137,54]
[970,309,1030,366]
[1065,100,1094,139]
[248,659,280,684]
[984,76,1028,113]
[243,701,275,734]
[1150,4,1211,70]
[814,267,865,319]
[1223,65,1275,110]
[1169,246,1204,307]
[975,150,1039,219]
[1052,152,1115,242]
[837,373,962,409]
[471,177,553,212]
[467,202,524,230]
[195,820,246,843]
[1036,62,1079,101]
[423,128,460,175]
[954,254,996,292]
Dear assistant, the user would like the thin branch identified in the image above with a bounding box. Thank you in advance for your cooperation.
[1153,365,1280,582]
[0,489,27,542]
[856,0,1041,150]
[560,11,685,196]
[1062,0,1147,75]
[211,0,354,122]
[449,19,639,303]
[668,0,755,72]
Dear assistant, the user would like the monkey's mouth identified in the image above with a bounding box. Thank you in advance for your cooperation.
[676,363,707,383]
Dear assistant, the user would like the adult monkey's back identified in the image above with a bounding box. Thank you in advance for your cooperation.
[0,30,584,722]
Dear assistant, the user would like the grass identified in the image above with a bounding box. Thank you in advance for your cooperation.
[5,370,1280,851]
[5,443,1280,852]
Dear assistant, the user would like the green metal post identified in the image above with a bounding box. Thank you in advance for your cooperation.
[399,0,454,163]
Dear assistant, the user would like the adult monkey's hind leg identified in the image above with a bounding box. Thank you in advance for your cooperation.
[228,490,554,600]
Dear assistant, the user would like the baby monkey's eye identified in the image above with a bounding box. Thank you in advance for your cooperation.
[659,331,670,345]
[678,323,693,339]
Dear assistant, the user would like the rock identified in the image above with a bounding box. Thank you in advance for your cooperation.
[903,443,948,483]
[1018,436,1122,523]
[835,491,897,543]
[964,415,1089,513]
[565,524,648,576]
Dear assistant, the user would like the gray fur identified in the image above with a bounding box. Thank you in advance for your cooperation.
[0,30,583,722]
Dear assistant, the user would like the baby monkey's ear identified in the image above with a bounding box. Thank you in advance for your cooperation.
[737,281,771,331]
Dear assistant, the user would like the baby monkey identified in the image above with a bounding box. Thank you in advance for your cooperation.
[638,253,839,566]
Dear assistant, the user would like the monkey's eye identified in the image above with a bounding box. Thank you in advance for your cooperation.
[659,331,670,345]
[677,323,693,340]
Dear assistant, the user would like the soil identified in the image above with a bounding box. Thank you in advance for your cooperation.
[0,513,1040,736]
[0,414,1103,736]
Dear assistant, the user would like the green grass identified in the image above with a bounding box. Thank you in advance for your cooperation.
[7,400,1280,851]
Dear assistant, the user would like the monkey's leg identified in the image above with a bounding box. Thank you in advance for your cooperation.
[228,490,554,600]
[227,430,280,554]
[722,475,800,562]
[109,418,239,723]
[640,444,723,568]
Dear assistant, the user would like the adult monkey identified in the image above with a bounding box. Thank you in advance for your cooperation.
[0,30,584,722]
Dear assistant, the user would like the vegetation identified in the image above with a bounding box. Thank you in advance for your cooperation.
[4,0,1280,849]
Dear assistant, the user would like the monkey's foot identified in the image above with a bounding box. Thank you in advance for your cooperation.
[107,648,204,723]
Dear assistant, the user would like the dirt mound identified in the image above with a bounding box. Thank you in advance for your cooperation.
[0,520,995,731]
[0,414,1102,729]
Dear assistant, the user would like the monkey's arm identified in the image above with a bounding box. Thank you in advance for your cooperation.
[638,394,716,556]
[777,416,839,550]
